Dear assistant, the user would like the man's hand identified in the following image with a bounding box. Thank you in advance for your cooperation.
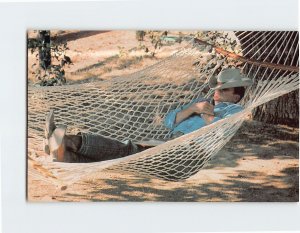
[191,102,214,115]
[175,101,214,125]
[193,102,215,125]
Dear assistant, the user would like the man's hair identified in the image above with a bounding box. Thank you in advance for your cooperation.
[233,86,246,103]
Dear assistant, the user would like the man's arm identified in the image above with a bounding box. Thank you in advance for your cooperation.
[202,104,244,125]
[174,107,194,124]
[175,102,214,124]
[164,98,213,130]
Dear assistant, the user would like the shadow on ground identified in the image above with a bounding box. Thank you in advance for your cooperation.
[66,166,298,202]
[47,120,299,202]
[53,31,110,43]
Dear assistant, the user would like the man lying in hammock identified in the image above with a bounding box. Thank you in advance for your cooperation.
[44,68,252,163]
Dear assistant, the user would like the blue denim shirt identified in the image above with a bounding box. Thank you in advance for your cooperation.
[164,97,243,135]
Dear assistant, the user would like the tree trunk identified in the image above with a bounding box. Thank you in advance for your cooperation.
[235,31,299,127]
[38,30,51,70]
[253,90,299,127]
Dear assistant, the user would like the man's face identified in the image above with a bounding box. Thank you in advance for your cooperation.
[213,86,240,103]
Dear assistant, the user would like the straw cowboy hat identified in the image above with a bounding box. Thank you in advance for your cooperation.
[209,68,253,90]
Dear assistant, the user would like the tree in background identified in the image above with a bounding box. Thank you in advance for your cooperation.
[135,30,183,57]
[135,31,145,41]
[38,30,51,70]
[28,30,72,86]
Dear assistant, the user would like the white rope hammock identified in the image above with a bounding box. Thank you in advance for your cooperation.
[28,31,299,186]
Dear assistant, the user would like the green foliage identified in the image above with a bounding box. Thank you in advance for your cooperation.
[135,30,176,57]
[28,30,72,86]
[193,31,242,54]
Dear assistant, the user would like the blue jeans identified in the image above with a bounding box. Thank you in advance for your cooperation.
[64,133,149,163]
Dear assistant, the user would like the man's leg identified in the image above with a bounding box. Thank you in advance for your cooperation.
[75,133,146,161]
[61,133,149,162]
[45,110,148,163]
[61,135,96,163]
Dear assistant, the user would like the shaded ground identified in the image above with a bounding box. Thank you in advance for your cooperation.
[53,30,110,43]
[28,120,299,202]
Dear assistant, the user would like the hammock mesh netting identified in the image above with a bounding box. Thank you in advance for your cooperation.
[28,31,299,185]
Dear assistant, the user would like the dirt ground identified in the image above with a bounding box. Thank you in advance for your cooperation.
[27,30,192,85]
[28,120,299,202]
[27,30,299,202]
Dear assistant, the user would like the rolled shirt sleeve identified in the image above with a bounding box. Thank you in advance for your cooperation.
[163,107,182,130]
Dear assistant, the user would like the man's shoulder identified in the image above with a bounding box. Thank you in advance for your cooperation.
[226,102,243,109]
[221,102,243,107]
[224,103,244,114]
[216,102,244,117]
